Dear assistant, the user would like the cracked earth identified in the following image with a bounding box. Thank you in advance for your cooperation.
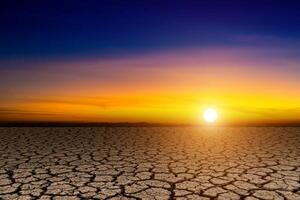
[0,127,300,200]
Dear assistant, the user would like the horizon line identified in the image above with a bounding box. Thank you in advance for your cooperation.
[0,121,300,127]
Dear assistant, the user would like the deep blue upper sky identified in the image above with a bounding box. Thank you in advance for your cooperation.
[1,0,300,59]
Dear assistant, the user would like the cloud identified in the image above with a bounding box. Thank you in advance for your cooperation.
[0,108,64,116]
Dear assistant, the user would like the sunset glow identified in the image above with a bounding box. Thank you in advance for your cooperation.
[0,49,300,124]
[1,1,300,126]
[1,48,299,125]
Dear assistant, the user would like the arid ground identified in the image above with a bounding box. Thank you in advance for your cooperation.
[0,127,299,200]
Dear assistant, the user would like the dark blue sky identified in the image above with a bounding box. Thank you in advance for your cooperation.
[1,0,300,59]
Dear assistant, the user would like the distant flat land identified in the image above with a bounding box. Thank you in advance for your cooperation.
[0,127,299,200]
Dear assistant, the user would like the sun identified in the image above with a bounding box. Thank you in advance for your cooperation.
[203,108,218,123]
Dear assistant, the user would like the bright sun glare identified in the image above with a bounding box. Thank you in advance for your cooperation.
[203,108,218,123]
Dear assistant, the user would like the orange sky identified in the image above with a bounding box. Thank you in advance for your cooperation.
[1,47,299,125]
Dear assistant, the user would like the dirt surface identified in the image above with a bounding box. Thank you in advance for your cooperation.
[0,127,300,200]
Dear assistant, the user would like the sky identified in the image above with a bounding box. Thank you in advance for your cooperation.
[0,0,300,125]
